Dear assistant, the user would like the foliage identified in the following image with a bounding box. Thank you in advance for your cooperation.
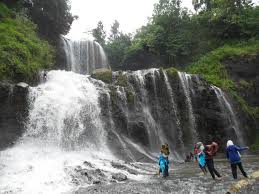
[125,88,135,104]
[109,20,120,42]
[105,32,132,69]
[0,2,54,82]
[92,21,106,47]
[187,40,259,117]
[115,71,127,87]
[91,69,112,84]
[28,0,75,44]
[187,40,259,89]
[250,132,259,152]
[124,0,194,65]
[165,67,178,78]
[239,79,253,89]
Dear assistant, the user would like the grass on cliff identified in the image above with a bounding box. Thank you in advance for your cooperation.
[91,69,112,83]
[251,132,259,152]
[187,40,259,118]
[0,3,54,82]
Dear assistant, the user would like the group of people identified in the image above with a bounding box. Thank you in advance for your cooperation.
[158,140,249,180]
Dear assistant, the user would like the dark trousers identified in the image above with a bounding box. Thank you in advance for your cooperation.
[231,162,247,179]
[206,159,221,179]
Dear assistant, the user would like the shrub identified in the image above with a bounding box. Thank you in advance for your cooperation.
[0,3,54,82]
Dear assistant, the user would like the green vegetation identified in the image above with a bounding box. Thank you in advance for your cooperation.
[91,69,113,84]
[165,67,179,79]
[239,80,253,89]
[92,0,259,70]
[125,88,135,104]
[115,71,128,87]
[187,40,259,90]
[187,40,259,118]
[28,0,75,44]
[0,2,54,82]
[251,132,259,152]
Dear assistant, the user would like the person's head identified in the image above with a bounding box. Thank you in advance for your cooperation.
[161,144,165,153]
[227,140,234,147]
[200,145,205,151]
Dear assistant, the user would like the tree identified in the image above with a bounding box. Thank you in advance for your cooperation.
[28,0,75,44]
[105,32,132,69]
[92,21,106,46]
[109,20,120,41]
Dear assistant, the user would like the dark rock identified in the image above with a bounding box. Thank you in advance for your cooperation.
[92,180,101,184]
[0,81,29,150]
[83,161,94,168]
[223,53,259,107]
[111,173,127,182]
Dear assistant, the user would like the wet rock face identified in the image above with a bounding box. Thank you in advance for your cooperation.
[223,53,259,140]
[96,69,254,159]
[0,82,29,150]
[223,53,259,107]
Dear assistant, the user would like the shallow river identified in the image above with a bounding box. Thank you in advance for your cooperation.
[1,141,258,194]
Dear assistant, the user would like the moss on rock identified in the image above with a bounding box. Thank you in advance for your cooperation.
[115,71,128,87]
[186,40,259,118]
[165,67,178,79]
[125,88,135,104]
[92,69,112,84]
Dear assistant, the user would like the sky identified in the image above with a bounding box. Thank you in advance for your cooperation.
[67,0,259,40]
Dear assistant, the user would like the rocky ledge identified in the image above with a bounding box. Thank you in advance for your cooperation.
[0,81,29,150]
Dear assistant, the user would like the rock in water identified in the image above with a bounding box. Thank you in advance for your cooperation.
[112,173,127,182]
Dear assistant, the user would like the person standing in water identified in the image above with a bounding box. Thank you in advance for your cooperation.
[226,140,249,179]
[205,142,221,180]
[158,144,170,177]
[196,142,207,174]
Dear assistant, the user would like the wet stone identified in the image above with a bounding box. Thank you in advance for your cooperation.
[112,173,127,182]
[93,179,101,184]
[83,161,94,168]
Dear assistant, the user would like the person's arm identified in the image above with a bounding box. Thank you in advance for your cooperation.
[206,149,213,156]
[226,149,229,159]
[235,145,249,152]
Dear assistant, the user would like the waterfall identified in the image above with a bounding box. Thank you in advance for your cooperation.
[163,71,184,151]
[26,70,107,150]
[177,72,198,143]
[211,86,244,144]
[62,37,109,75]
[127,69,163,152]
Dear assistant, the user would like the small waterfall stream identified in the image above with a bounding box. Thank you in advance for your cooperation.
[211,86,244,144]
[62,37,109,74]
[177,72,198,144]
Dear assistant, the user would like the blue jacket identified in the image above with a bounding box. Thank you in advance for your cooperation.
[226,145,248,164]
[158,154,169,169]
[198,152,206,167]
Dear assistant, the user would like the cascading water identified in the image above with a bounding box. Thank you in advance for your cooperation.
[26,70,107,150]
[62,37,109,74]
[211,86,244,144]
[177,72,198,144]
[162,71,184,152]
[0,37,250,192]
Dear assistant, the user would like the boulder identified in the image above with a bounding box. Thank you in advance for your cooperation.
[111,173,127,182]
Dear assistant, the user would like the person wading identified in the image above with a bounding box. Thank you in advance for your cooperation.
[158,144,170,177]
[226,140,249,179]
[196,142,207,175]
[205,142,221,180]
